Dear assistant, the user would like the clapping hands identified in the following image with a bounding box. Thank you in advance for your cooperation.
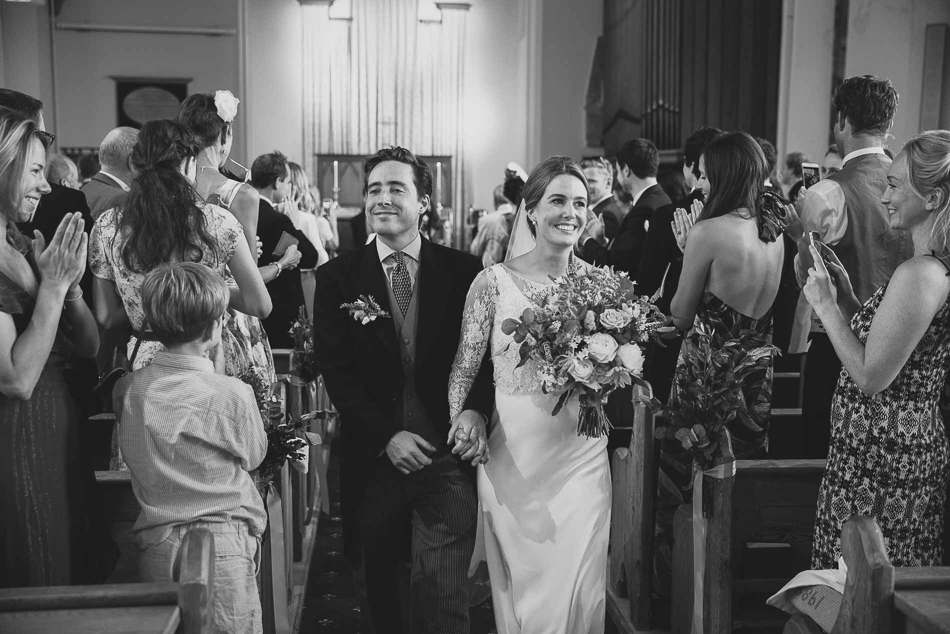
[673,200,703,252]
[34,212,86,293]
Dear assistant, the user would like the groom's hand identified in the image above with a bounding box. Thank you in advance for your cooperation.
[448,410,489,466]
[386,431,435,474]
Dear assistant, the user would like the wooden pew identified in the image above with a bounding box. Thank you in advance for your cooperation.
[784,515,950,634]
[0,527,214,634]
[607,382,661,633]
[671,459,827,633]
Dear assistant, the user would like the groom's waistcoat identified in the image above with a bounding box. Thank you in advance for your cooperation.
[385,269,443,452]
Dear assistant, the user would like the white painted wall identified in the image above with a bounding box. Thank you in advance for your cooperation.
[1,3,56,130]
[845,0,950,151]
[539,0,602,160]
[48,0,244,158]
[243,0,304,163]
[776,0,836,165]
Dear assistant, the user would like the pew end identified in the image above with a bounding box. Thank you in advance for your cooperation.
[0,527,214,633]
[607,382,661,633]
[829,515,950,634]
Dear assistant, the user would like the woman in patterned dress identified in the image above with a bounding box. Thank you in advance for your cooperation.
[90,119,272,376]
[805,130,950,567]
[0,112,101,586]
[179,91,303,383]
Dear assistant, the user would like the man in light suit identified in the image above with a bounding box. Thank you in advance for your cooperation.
[81,127,138,219]
[580,156,623,244]
[313,147,494,633]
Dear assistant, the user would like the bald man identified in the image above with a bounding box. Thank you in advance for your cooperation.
[47,153,80,189]
[82,126,138,219]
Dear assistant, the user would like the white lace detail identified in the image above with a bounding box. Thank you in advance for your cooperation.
[491,264,550,396]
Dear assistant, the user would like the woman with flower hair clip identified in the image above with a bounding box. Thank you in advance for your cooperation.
[179,90,294,380]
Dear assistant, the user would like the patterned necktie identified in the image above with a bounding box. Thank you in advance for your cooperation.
[390,251,412,316]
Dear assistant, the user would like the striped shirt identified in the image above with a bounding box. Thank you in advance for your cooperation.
[115,351,267,546]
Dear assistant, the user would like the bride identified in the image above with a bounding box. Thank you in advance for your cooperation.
[448,156,611,633]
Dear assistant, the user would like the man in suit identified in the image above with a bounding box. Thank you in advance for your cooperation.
[250,151,319,349]
[636,127,722,405]
[82,127,138,219]
[313,147,494,633]
[579,138,671,278]
[47,153,80,190]
[579,156,623,243]
[794,75,912,458]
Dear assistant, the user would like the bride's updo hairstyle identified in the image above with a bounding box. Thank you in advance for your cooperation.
[117,119,218,273]
[521,156,589,237]
[178,93,229,150]
[699,131,788,242]
[902,130,950,259]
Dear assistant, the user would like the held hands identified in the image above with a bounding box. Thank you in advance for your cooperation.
[279,244,302,271]
[386,431,436,475]
[673,200,703,252]
[34,212,86,293]
[447,410,489,466]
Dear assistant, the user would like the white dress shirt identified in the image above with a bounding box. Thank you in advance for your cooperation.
[376,232,422,292]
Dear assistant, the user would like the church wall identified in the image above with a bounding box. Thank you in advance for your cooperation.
[845,0,950,152]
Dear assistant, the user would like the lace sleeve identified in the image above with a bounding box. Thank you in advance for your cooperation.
[448,267,497,419]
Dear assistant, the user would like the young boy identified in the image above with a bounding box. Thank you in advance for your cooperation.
[115,262,267,634]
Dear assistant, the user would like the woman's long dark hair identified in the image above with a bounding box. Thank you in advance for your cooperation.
[117,119,219,273]
[699,131,788,242]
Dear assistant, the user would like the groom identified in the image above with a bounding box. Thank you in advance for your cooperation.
[312,147,494,633]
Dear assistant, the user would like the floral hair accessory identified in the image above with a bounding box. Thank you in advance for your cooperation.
[341,294,391,325]
[214,90,240,123]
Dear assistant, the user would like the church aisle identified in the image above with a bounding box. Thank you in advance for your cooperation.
[298,444,498,633]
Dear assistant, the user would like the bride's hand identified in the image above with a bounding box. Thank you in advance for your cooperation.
[448,410,490,465]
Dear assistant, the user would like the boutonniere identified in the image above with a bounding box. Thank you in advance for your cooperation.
[341,294,391,325]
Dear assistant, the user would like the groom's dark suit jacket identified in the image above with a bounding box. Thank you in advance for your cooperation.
[312,237,494,558]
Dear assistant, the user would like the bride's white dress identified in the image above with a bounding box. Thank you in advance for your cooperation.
[449,264,611,634]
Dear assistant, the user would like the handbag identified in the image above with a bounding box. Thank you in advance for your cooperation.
[93,323,148,413]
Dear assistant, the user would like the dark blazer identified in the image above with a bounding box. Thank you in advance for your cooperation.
[636,188,704,314]
[18,183,95,297]
[81,173,128,220]
[257,199,320,348]
[593,195,623,242]
[312,237,494,557]
[582,183,671,278]
[349,211,368,251]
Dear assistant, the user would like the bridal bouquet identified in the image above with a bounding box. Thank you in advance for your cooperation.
[501,265,665,437]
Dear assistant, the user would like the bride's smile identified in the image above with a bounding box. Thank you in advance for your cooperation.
[529,174,589,248]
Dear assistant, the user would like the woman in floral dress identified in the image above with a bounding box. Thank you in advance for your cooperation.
[805,130,950,567]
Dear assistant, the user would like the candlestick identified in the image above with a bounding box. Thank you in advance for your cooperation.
[332,160,339,203]
[436,162,443,206]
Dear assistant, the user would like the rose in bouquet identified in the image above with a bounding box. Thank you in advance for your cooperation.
[650,322,778,470]
[501,265,665,437]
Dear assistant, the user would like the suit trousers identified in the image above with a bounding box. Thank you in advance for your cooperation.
[802,333,842,459]
[357,452,477,634]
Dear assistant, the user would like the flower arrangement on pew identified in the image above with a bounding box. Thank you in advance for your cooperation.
[501,265,665,437]
[650,323,778,470]
[238,360,335,482]
[289,306,319,384]
[255,394,334,482]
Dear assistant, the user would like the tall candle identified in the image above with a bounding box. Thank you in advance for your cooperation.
[333,160,339,192]
[436,162,443,205]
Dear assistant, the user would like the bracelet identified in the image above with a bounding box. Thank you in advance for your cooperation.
[65,288,83,302]
[273,261,283,276]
